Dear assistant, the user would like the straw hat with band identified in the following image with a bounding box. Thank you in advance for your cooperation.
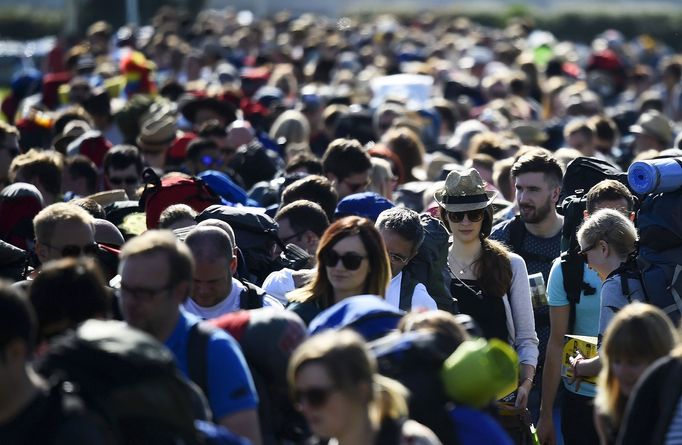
[434,167,497,213]
[137,114,177,153]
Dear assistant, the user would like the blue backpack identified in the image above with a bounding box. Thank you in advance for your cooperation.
[308,295,404,341]
[635,187,682,324]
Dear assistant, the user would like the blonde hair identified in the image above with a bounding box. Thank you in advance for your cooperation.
[33,202,95,244]
[288,329,408,423]
[269,110,310,146]
[595,303,678,426]
[577,208,637,259]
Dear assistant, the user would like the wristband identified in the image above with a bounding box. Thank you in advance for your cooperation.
[521,377,533,386]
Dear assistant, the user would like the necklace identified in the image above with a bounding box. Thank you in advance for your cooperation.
[450,257,477,275]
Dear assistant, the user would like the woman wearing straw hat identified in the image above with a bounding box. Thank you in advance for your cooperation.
[435,167,538,410]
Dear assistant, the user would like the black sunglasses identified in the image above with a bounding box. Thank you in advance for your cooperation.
[323,250,366,271]
[578,242,599,258]
[45,242,99,258]
[447,208,485,223]
[293,386,336,409]
[109,176,138,186]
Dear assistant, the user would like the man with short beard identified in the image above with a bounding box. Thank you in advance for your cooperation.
[489,148,564,424]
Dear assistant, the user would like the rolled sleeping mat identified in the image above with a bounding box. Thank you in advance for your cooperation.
[628,157,682,195]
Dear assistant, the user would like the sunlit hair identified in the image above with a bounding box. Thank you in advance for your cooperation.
[595,303,678,427]
[288,216,390,308]
[577,208,637,259]
[288,329,408,423]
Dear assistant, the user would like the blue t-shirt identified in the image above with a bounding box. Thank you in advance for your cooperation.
[547,260,601,397]
[165,310,258,420]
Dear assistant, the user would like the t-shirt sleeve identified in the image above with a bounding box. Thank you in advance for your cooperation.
[599,277,624,338]
[411,283,438,311]
[547,259,569,307]
[206,331,259,420]
[263,294,285,309]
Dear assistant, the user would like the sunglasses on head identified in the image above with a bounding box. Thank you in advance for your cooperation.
[323,250,366,271]
[447,208,485,223]
[46,242,99,258]
[109,176,138,186]
[293,386,336,409]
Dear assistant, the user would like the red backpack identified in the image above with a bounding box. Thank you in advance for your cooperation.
[140,168,222,229]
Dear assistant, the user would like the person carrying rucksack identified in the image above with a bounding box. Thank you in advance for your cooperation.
[375,207,438,311]
[538,179,636,445]
[0,282,111,444]
[183,226,283,319]
[117,230,263,445]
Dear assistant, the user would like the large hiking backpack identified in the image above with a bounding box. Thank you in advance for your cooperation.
[399,213,455,312]
[196,204,283,285]
[37,320,203,445]
[370,330,461,445]
[557,157,629,331]
[634,188,682,324]
[140,167,223,229]
[189,309,309,444]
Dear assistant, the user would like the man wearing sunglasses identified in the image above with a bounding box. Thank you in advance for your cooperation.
[376,208,437,311]
[33,203,97,267]
[102,144,143,200]
[322,138,372,199]
[184,138,224,176]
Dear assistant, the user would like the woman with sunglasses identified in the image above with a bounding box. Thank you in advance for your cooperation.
[287,216,391,325]
[434,168,538,410]
[288,329,441,445]
[570,208,645,381]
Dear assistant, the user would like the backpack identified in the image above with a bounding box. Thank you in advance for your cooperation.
[197,204,283,285]
[633,188,682,324]
[140,167,223,229]
[399,213,455,312]
[370,330,461,445]
[37,319,203,445]
[308,295,404,341]
[189,309,309,444]
[557,157,629,331]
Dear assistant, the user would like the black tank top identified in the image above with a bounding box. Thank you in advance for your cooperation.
[450,278,509,342]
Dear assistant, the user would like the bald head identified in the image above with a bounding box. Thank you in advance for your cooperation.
[185,226,233,263]
[196,218,236,249]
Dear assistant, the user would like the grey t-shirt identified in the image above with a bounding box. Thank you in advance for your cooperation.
[599,274,647,339]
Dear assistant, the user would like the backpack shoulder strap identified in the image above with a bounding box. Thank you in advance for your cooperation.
[187,322,214,399]
[238,279,265,310]
[398,271,417,311]
[560,250,585,333]
[508,215,525,253]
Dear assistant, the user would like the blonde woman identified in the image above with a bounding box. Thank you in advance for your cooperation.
[288,329,441,445]
[594,303,678,444]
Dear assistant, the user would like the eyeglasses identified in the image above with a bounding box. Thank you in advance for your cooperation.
[447,209,485,223]
[280,231,305,245]
[108,176,139,186]
[201,154,223,167]
[44,242,99,258]
[323,250,367,271]
[293,386,337,409]
[388,252,409,264]
[116,282,174,303]
[342,178,370,194]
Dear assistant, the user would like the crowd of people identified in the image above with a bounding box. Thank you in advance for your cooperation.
[1,5,682,445]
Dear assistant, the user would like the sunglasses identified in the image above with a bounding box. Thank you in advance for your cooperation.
[293,386,336,409]
[323,250,366,271]
[109,176,138,186]
[447,208,485,223]
[45,242,99,258]
[201,154,224,167]
[578,242,599,258]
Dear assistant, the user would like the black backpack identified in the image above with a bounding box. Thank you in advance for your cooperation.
[557,157,630,331]
[370,330,461,445]
[37,320,203,445]
[399,213,456,313]
[197,204,283,285]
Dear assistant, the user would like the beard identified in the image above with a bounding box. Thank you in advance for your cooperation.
[519,198,553,224]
